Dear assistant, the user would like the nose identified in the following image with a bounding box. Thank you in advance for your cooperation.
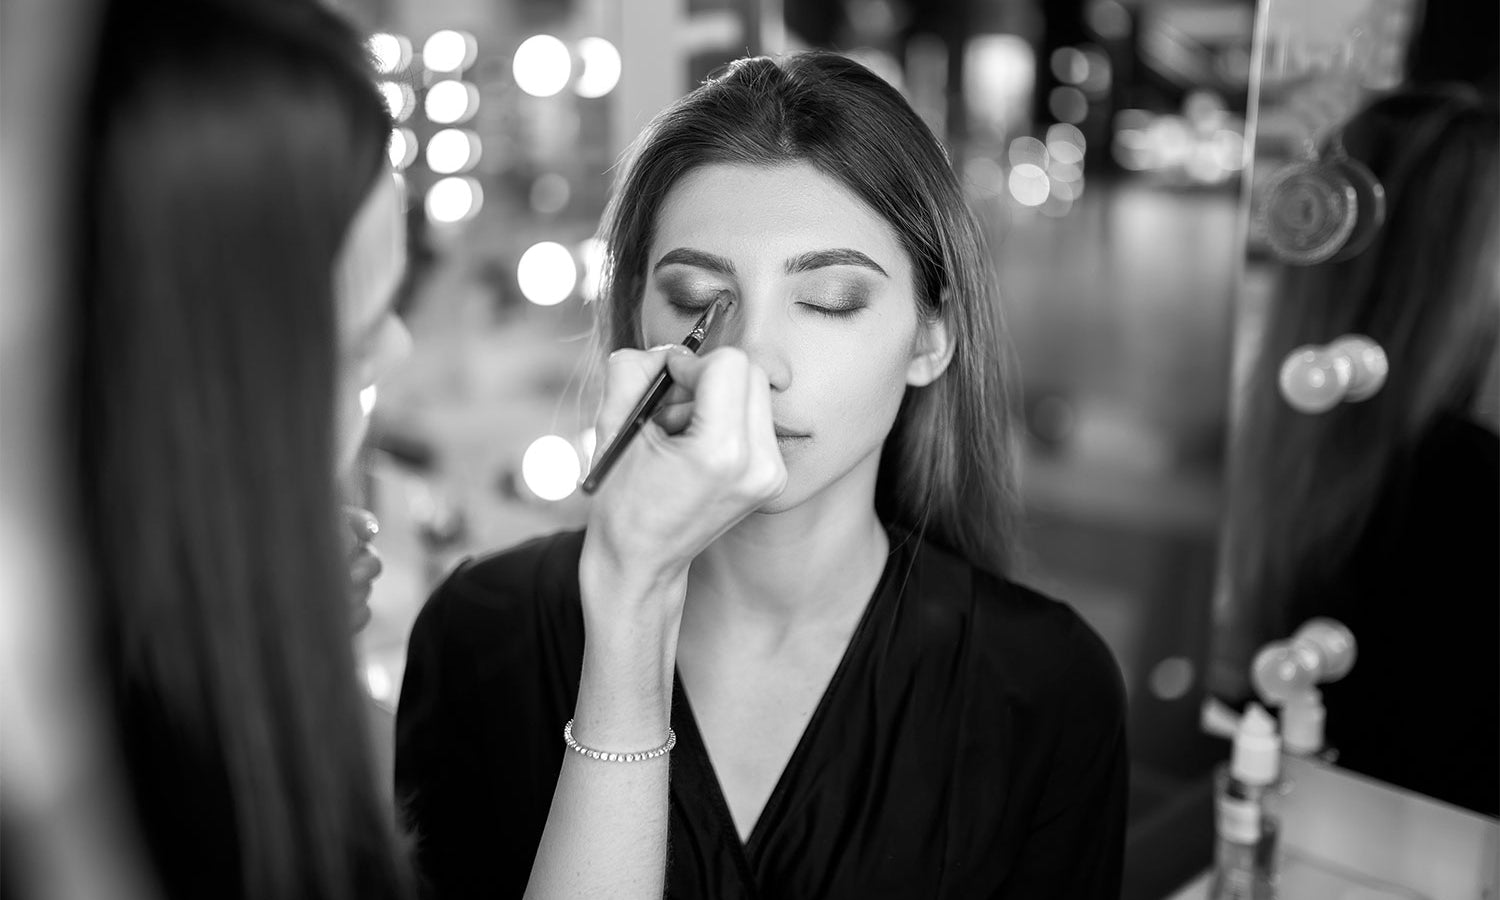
[714,294,791,392]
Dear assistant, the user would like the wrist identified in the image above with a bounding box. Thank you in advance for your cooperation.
[579,530,691,620]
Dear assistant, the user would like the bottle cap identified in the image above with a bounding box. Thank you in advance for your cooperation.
[1282,689,1326,755]
[1231,702,1281,785]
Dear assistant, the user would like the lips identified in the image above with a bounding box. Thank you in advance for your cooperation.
[773,426,810,441]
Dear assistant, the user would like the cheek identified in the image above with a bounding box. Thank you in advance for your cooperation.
[639,303,687,347]
[804,334,912,435]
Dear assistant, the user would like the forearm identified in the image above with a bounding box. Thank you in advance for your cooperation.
[524,547,686,900]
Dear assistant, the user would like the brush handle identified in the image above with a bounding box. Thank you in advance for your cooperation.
[580,366,675,494]
[578,294,728,495]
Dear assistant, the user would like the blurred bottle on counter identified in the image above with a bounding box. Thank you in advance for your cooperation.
[1210,703,1283,900]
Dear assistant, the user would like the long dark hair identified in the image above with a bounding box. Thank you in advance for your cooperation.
[1225,87,1499,649]
[596,51,1020,571]
[75,1,411,898]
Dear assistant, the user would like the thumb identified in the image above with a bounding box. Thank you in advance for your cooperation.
[594,346,691,453]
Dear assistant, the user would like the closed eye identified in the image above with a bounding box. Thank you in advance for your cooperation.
[796,288,868,317]
[665,287,725,314]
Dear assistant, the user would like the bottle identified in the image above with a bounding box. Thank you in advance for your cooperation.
[1209,703,1282,900]
[1280,688,1337,763]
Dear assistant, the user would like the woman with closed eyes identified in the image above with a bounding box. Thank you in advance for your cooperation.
[396,51,1127,899]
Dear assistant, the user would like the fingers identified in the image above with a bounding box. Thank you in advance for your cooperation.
[595,346,687,453]
[665,347,750,460]
[652,400,694,436]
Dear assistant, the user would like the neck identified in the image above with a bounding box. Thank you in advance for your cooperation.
[685,464,890,631]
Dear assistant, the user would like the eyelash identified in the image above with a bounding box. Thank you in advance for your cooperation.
[799,300,865,318]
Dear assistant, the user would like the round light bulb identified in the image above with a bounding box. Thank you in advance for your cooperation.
[516,241,578,306]
[513,34,572,98]
[424,79,478,125]
[1328,335,1389,402]
[423,30,476,74]
[521,435,581,501]
[425,176,482,224]
[1279,345,1351,414]
[575,37,621,98]
[426,129,479,175]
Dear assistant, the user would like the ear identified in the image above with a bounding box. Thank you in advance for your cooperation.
[906,312,954,387]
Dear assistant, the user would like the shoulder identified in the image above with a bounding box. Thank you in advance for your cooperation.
[440,527,587,605]
[910,537,1125,721]
[409,528,586,656]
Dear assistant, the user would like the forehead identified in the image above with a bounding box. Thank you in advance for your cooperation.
[651,162,908,272]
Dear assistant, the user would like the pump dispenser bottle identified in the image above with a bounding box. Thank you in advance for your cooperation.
[1209,703,1283,900]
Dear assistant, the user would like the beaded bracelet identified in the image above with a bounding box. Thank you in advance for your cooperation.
[563,719,677,763]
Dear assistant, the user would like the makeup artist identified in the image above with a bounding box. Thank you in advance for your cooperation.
[19,0,789,896]
[396,52,1127,900]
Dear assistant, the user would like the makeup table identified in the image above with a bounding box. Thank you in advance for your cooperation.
[1164,754,1499,900]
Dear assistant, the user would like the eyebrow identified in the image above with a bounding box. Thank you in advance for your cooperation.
[784,248,888,277]
[651,247,889,278]
[653,248,736,276]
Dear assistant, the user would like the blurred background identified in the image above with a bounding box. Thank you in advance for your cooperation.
[325,0,1485,895]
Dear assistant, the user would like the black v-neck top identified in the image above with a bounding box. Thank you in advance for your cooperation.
[395,527,1127,899]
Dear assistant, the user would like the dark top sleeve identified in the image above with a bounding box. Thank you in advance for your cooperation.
[394,560,513,899]
[394,532,587,900]
[996,612,1129,899]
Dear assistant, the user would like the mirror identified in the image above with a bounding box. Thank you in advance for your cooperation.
[1211,0,1498,817]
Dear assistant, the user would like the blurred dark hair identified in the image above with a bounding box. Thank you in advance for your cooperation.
[75,1,411,898]
[596,51,1020,571]
[1225,86,1499,646]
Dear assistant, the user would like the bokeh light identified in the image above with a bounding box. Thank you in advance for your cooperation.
[1086,0,1132,39]
[364,661,394,702]
[1048,159,1083,183]
[1080,47,1112,95]
[424,79,478,125]
[1008,163,1051,207]
[1046,123,1087,165]
[1049,86,1089,124]
[387,127,417,170]
[1149,657,1196,701]
[1185,143,1227,183]
[367,33,412,75]
[425,129,480,175]
[377,81,414,122]
[1008,136,1048,168]
[578,237,606,303]
[522,435,582,501]
[424,176,482,224]
[513,35,572,98]
[575,37,622,98]
[423,30,476,73]
[516,241,578,306]
[1211,128,1246,172]
[1050,47,1089,85]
